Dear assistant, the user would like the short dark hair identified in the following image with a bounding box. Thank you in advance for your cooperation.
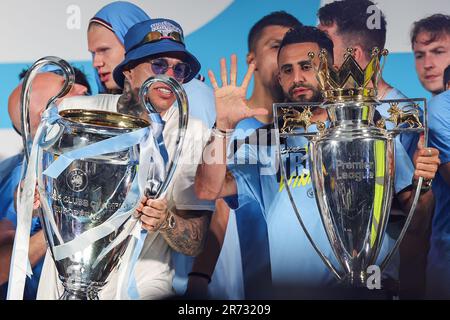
[411,14,450,47]
[278,26,334,63]
[318,0,387,59]
[19,66,92,95]
[248,11,302,52]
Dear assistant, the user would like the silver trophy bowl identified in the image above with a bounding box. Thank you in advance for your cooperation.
[19,57,188,299]
[309,101,395,285]
[39,109,146,300]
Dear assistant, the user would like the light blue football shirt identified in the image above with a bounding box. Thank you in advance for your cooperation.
[426,90,450,298]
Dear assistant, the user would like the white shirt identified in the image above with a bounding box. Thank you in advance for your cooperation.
[37,94,213,300]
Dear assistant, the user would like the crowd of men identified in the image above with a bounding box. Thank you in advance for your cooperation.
[0,0,449,300]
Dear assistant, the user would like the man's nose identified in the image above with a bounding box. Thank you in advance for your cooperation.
[92,54,104,68]
[423,54,435,70]
[164,67,176,78]
[293,68,306,82]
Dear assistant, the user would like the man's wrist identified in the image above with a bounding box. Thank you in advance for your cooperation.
[215,118,236,131]
[212,127,234,139]
[158,209,176,232]
[212,122,235,139]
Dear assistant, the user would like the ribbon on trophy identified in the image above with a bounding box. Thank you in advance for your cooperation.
[8,106,60,299]
[8,105,166,300]
[115,112,168,300]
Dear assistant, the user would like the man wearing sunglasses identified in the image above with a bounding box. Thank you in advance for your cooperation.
[37,18,214,300]
[87,2,216,129]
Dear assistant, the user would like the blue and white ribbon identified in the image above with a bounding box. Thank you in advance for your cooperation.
[7,106,60,300]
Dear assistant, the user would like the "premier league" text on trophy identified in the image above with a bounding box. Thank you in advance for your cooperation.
[274,48,426,287]
[14,57,188,299]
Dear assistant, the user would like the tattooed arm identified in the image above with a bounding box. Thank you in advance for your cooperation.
[160,209,212,256]
[136,196,212,256]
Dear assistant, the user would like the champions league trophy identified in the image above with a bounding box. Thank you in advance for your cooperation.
[17,57,188,299]
[274,48,426,287]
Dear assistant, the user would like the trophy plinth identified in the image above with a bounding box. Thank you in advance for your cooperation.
[60,282,100,300]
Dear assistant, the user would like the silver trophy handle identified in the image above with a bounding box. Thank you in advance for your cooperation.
[139,75,189,199]
[280,154,344,280]
[20,56,75,161]
[379,98,427,271]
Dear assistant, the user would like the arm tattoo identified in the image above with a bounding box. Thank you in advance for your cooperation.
[117,79,147,118]
[161,210,212,256]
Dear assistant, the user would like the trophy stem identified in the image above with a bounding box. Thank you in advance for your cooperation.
[60,283,100,300]
[347,271,367,288]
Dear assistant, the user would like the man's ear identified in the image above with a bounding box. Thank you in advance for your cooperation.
[352,45,366,65]
[247,52,255,67]
[123,69,132,82]
[71,83,88,96]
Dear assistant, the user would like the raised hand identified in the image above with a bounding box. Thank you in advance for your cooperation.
[209,54,268,130]
[413,133,440,181]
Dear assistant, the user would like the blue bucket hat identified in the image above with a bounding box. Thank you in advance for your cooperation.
[113,18,201,88]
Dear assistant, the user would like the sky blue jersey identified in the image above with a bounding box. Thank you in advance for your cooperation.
[426,90,450,299]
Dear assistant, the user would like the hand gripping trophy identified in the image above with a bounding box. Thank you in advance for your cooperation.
[274,48,426,287]
[8,56,188,300]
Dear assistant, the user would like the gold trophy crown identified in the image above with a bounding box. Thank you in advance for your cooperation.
[309,47,388,103]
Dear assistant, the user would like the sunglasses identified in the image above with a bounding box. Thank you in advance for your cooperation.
[128,31,185,52]
[142,31,184,44]
[149,58,191,82]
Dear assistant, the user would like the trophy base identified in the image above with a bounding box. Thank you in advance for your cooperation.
[60,289,100,300]
[343,271,367,288]
[60,282,101,300]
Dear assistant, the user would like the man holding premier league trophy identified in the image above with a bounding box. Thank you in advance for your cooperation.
[12,17,215,300]
[195,25,440,298]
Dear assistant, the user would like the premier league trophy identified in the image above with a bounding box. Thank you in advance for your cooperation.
[15,56,188,299]
[274,48,426,287]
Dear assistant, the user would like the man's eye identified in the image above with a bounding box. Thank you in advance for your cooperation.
[153,61,166,68]
[282,67,292,74]
[415,53,423,59]
[302,64,312,71]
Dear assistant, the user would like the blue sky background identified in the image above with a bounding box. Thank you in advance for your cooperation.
[0,0,430,129]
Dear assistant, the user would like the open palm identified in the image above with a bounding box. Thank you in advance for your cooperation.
[209,54,267,130]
